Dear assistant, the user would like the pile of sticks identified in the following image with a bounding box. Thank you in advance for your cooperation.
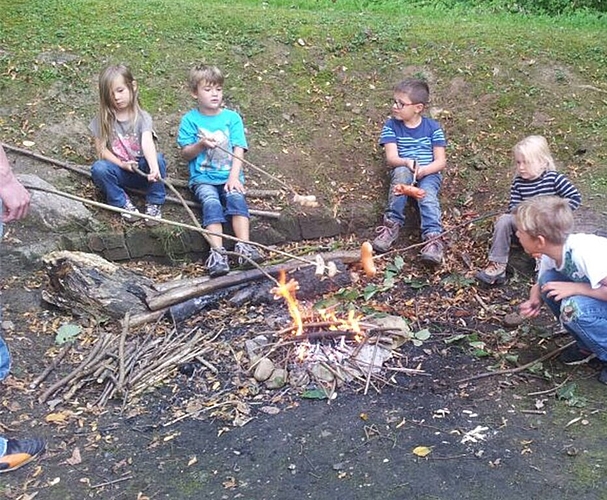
[38,317,221,407]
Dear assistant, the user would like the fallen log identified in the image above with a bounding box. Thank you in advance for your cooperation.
[146,250,360,312]
[41,250,157,318]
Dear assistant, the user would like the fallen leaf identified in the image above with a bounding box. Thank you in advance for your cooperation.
[187,456,197,467]
[66,447,82,465]
[22,140,35,147]
[45,412,68,423]
[412,446,432,457]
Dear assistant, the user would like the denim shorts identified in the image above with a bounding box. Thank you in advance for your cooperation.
[191,183,250,227]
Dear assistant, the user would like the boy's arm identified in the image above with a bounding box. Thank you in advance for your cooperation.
[383,143,416,170]
[542,278,607,303]
[519,283,543,317]
[416,146,446,179]
[225,146,245,193]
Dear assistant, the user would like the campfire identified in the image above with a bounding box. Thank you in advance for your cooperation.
[239,269,424,398]
[34,250,427,426]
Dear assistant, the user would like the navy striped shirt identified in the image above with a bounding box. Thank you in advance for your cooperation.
[379,116,446,167]
[508,170,581,212]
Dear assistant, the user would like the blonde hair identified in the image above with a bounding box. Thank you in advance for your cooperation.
[188,64,224,92]
[514,195,573,245]
[97,64,141,150]
[513,135,557,177]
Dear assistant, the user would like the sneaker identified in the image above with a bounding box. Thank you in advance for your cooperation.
[371,219,400,253]
[0,437,45,473]
[476,262,507,285]
[420,234,444,265]
[121,197,140,223]
[145,204,162,227]
[205,247,230,278]
[598,364,607,385]
[559,344,595,365]
[234,242,264,267]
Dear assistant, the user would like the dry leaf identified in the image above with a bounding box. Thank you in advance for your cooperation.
[187,456,197,467]
[45,412,68,423]
[412,446,432,457]
[66,447,82,465]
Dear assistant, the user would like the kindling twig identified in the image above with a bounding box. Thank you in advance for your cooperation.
[456,340,576,384]
[29,342,73,389]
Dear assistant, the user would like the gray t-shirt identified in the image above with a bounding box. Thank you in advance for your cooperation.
[89,110,153,162]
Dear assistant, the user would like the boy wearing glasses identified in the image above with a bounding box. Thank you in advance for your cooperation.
[372,78,447,265]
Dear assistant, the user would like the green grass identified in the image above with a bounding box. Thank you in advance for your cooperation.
[1,0,606,212]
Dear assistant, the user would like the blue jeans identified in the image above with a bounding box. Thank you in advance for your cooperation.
[385,167,443,238]
[91,154,167,208]
[191,183,250,227]
[540,269,607,362]
[0,436,6,456]
[0,200,10,382]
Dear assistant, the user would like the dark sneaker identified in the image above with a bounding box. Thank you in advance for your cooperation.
[121,197,140,223]
[598,364,607,385]
[371,219,400,253]
[234,242,263,267]
[205,247,230,278]
[145,203,162,227]
[559,344,595,365]
[0,437,45,473]
[476,262,507,285]
[420,235,444,265]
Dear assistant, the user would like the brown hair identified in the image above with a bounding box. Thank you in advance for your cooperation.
[188,64,224,92]
[514,195,573,245]
[393,78,430,105]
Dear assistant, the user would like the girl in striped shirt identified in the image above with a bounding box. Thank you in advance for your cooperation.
[476,135,581,285]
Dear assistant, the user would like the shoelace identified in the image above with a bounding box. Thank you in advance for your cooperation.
[206,249,226,268]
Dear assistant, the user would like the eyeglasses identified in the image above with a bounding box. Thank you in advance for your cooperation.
[392,99,418,109]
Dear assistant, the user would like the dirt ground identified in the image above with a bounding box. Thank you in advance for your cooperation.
[2,151,607,499]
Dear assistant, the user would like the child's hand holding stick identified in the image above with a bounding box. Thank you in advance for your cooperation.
[393,160,425,200]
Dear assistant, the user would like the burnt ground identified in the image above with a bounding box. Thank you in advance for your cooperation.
[2,188,607,500]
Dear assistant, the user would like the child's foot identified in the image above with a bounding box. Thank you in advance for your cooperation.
[420,234,444,266]
[121,197,140,223]
[144,204,162,227]
[475,262,507,285]
[559,344,595,365]
[234,242,263,267]
[0,437,45,473]
[371,219,400,253]
[205,247,230,278]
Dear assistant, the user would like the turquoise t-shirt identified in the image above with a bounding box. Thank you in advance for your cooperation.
[177,108,248,186]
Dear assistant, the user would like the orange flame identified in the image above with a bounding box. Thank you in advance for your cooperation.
[271,270,365,355]
[271,270,303,335]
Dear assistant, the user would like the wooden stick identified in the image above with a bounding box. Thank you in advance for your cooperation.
[118,312,129,393]
[364,337,381,396]
[29,342,73,389]
[3,142,283,200]
[456,341,575,384]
